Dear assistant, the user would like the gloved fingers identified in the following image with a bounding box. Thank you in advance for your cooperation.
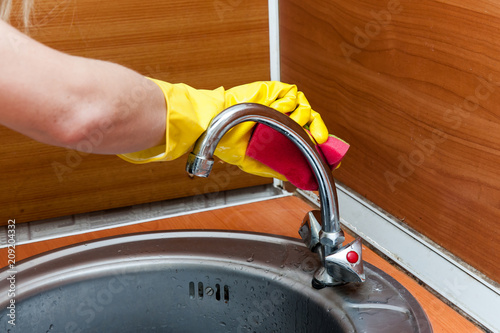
[295,91,329,144]
[308,110,329,144]
[288,105,311,128]
[225,82,325,137]
[287,92,329,144]
[266,83,298,112]
[225,81,297,108]
[286,91,311,127]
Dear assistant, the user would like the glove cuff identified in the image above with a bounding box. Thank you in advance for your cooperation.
[118,78,225,164]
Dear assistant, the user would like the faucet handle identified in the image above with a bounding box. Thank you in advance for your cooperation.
[299,210,345,251]
[299,210,323,251]
[324,237,365,283]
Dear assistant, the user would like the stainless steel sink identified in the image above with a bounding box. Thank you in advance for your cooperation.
[0,231,432,332]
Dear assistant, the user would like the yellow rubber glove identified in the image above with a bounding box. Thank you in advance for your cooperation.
[215,82,328,179]
[118,79,329,180]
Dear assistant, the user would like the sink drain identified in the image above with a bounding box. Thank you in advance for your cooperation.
[189,281,229,302]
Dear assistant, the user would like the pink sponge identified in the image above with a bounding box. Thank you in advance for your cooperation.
[246,123,349,190]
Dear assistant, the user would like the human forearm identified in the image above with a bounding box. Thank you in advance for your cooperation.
[58,57,167,154]
[0,20,166,154]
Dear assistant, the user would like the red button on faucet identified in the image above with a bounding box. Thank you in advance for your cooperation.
[346,251,359,264]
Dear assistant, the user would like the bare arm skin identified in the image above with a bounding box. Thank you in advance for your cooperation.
[0,20,166,154]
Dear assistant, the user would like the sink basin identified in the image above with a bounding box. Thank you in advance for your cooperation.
[0,231,432,332]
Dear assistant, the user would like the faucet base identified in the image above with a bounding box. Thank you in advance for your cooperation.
[300,210,365,287]
[312,267,345,289]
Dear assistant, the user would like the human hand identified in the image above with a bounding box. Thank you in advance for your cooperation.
[118,80,347,190]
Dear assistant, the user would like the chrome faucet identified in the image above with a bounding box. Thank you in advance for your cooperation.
[186,103,365,288]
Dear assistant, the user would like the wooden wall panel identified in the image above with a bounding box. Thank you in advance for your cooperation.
[1,0,271,224]
[280,0,500,282]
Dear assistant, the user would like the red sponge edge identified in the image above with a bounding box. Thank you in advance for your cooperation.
[246,123,350,191]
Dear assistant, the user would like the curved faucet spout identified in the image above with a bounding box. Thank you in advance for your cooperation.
[186,103,365,286]
[186,103,339,233]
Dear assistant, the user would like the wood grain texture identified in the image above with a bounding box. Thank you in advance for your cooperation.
[279,0,500,283]
[1,0,271,224]
[0,196,481,332]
